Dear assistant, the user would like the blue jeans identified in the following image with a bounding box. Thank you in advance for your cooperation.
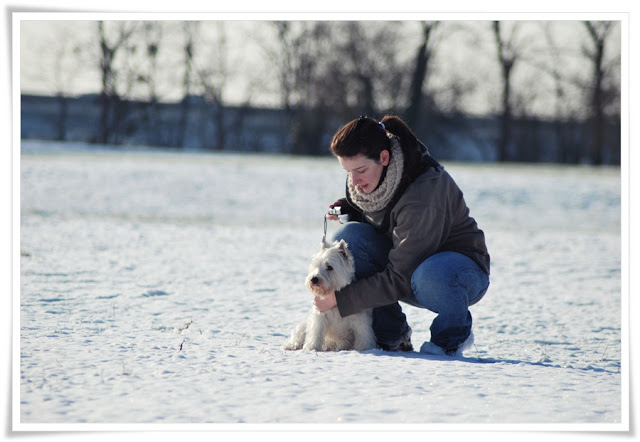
[332,222,489,351]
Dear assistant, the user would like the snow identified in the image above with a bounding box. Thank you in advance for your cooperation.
[15,140,627,435]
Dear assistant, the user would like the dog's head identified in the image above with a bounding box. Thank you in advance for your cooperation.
[306,239,355,296]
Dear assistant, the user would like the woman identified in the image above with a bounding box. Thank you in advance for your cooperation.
[314,115,490,355]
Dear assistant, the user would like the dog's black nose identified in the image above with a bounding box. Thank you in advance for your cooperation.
[311,276,319,285]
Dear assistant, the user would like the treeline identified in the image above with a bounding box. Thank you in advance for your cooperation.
[31,20,621,164]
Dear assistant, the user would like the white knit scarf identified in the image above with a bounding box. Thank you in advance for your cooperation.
[347,136,404,213]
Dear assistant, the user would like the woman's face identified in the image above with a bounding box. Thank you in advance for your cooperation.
[338,150,390,194]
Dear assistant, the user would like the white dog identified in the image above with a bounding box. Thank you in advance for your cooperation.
[283,239,377,352]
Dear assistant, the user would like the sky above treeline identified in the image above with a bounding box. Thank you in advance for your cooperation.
[17,13,623,118]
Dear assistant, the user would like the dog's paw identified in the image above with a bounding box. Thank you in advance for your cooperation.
[282,341,302,351]
[302,341,323,352]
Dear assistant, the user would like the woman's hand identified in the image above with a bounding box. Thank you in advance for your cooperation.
[326,199,345,222]
[326,214,340,222]
[314,292,337,312]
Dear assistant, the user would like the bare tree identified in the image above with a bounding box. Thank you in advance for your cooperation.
[195,22,229,150]
[405,21,438,129]
[269,21,334,154]
[176,21,198,148]
[341,22,377,116]
[535,22,581,163]
[51,27,83,141]
[263,21,296,150]
[272,21,295,114]
[269,21,435,153]
[326,22,406,118]
[492,21,521,162]
[137,21,163,146]
[96,20,137,144]
[291,22,334,154]
[582,21,618,165]
[20,23,81,141]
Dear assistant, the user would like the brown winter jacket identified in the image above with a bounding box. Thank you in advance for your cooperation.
[335,157,490,317]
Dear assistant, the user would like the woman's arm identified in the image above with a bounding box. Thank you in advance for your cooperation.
[335,203,448,316]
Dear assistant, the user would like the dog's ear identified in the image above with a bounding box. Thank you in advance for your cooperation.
[321,234,327,249]
[338,240,349,258]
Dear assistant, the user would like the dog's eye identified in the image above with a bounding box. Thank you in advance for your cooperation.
[326,265,333,271]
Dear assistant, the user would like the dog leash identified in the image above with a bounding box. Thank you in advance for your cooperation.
[322,214,328,246]
[323,208,347,246]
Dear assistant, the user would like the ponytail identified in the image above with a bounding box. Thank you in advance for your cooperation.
[380,115,425,180]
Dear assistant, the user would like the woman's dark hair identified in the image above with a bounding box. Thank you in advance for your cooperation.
[329,116,391,161]
[329,115,424,179]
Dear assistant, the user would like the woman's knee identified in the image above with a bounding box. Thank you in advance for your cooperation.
[410,252,487,311]
[331,222,377,245]
[410,259,450,303]
[331,222,391,277]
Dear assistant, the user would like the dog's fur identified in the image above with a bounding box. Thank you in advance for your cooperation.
[283,239,377,352]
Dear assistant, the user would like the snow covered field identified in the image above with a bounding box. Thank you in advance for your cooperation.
[16,140,627,432]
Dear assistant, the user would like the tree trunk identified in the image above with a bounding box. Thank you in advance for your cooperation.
[406,22,436,129]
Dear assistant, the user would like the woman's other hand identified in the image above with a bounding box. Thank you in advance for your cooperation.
[313,292,337,312]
